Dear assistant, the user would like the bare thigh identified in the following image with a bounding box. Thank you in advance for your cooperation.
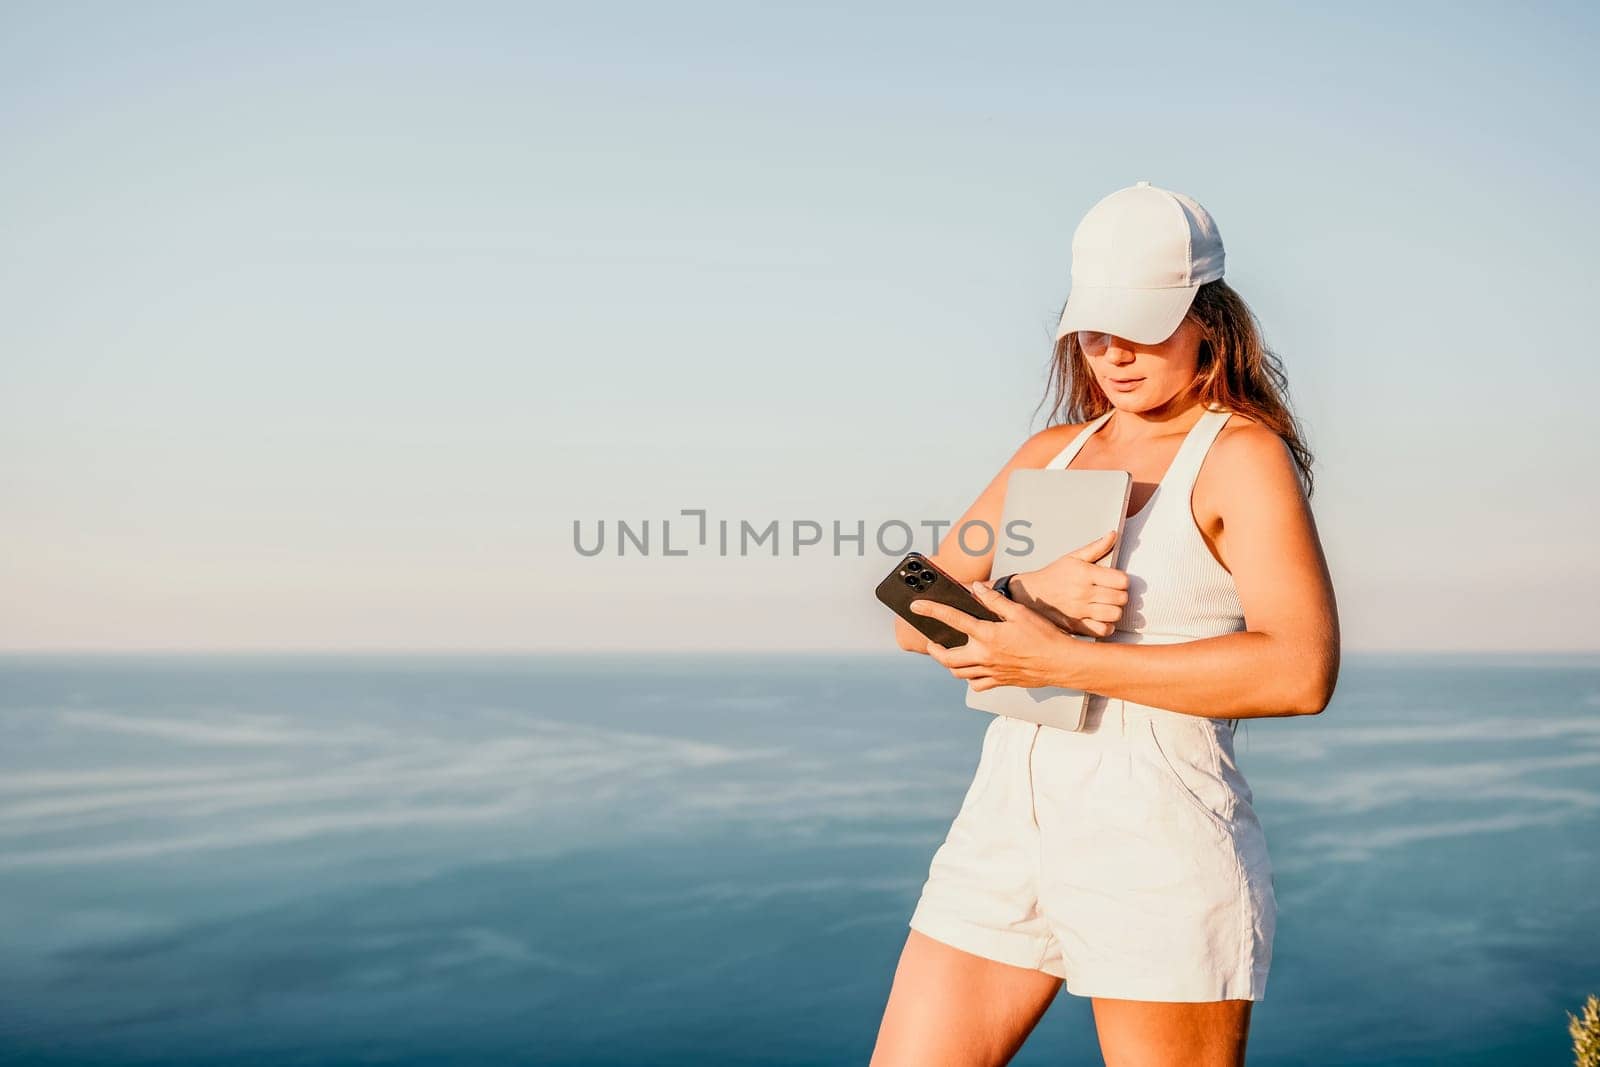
[1091,996,1253,1067]
[870,929,1062,1067]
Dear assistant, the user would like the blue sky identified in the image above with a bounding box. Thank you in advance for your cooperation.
[2,1,1596,651]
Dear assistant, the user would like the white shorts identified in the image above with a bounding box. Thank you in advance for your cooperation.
[909,697,1277,1002]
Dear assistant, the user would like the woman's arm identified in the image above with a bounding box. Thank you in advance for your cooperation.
[913,425,1341,718]
[1066,427,1339,716]
[891,422,1084,654]
[927,423,1085,584]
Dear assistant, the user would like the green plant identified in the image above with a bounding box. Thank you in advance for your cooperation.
[1571,993,1600,1067]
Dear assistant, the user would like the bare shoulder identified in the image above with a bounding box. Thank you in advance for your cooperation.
[1197,412,1306,528]
[1008,420,1089,469]
[1211,412,1300,484]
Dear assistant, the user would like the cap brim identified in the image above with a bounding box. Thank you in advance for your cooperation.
[1056,284,1198,345]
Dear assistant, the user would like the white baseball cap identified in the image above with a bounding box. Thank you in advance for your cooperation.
[1055,179,1225,345]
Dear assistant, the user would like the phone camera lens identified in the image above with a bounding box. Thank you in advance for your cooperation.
[903,575,920,588]
[907,560,924,572]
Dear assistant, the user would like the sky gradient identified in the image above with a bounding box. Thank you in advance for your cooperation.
[3,1,1597,652]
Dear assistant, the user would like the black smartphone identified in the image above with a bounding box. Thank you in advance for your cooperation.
[875,552,1001,648]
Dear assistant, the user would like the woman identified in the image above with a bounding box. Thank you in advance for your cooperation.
[870,181,1340,1067]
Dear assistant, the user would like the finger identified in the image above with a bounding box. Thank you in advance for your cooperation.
[951,665,993,680]
[933,640,987,669]
[909,598,989,638]
[1067,528,1119,561]
[967,580,1020,623]
[970,676,1003,692]
[1055,615,1088,636]
[1033,605,1069,630]
[1091,567,1131,593]
[1090,585,1130,607]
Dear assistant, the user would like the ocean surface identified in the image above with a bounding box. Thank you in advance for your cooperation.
[0,652,1596,1066]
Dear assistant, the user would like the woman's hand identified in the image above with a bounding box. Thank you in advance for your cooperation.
[910,581,1082,692]
[1008,529,1131,638]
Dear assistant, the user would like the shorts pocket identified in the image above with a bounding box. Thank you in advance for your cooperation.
[1144,717,1232,840]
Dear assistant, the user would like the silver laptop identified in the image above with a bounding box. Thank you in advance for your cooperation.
[966,467,1132,731]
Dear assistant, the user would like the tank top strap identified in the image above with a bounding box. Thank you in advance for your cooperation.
[1153,405,1234,506]
[1042,409,1116,470]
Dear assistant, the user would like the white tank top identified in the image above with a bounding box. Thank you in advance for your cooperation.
[1043,404,1245,647]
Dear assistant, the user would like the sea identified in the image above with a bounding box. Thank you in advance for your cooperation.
[1,652,1596,1066]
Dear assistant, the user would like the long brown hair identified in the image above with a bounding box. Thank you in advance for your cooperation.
[1034,279,1316,497]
